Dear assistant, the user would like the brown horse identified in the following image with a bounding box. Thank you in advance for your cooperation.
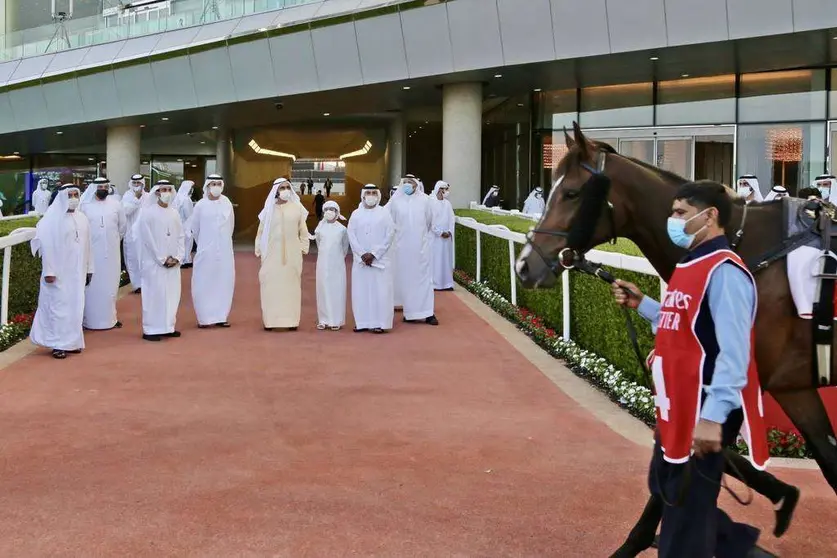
[515,122,837,496]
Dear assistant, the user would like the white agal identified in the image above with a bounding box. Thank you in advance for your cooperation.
[387,180,435,320]
[138,197,185,335]
[348,191,396,330]
[29,189,94,351]
[189,185,235,326]
[81,193,127,329]
[315,207,350,328]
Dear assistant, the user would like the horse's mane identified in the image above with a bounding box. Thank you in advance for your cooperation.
[564,140,784,209]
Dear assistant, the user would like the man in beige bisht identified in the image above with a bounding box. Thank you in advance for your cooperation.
[256,177,310,331]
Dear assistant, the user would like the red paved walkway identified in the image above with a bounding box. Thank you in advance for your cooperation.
[2,254,835,556]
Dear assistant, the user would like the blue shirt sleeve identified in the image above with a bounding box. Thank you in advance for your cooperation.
[637,295,661,334]
[700,262,756,424]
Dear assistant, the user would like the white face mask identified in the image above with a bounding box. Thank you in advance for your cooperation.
[39,182,47,190]
[324,209,337,222]
[67,197,79,211]
[209,185,223,198]
[442,190,449,199]
[278,189,292,201]
[736,186,751,197]
[131,182,143,191]
[364,195,379,208]
[159,191,173,205]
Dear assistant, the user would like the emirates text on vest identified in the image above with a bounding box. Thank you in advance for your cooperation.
[659,289,692,332]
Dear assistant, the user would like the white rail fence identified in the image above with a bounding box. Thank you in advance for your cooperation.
[455,207,664,341]
[0,227,36,325]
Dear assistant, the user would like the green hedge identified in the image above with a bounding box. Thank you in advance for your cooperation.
[454,210,656,385]
[0,217,41,319]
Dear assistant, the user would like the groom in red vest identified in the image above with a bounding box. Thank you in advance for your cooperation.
[612,181,770,557]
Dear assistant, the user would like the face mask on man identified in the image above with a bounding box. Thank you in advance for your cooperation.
[442,189,450,199]
[278,189,292,202]
[324,209,337,222]
[364,195,379,208]
[131,182,143,191]
[95,189,108,200]
[666,209,709,250]
[209,185,223,198]
[736,186,751,197]
[39,182,47,190]
[159,191,173,205]
[403,184,415,196]
[67,197,79,211]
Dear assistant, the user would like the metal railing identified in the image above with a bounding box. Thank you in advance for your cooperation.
[0,227,36,325]
[455,208,664,341]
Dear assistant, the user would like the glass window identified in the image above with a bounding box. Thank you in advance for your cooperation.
[656,75,736,125]
[739,70,827,122]
[830,69,837,118]
[737,122,827,196]
[535,89,577,130]
[579,83,653,128]
[657,139,694,180]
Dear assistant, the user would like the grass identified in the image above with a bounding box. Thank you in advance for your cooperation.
[0,216,39,236]
[454,209,643,257]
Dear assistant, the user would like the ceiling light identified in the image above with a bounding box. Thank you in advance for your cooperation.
[494,74,502,78]
[212,126,218,130]
[681,73,690,78]
[140,124,146,128]
[517,103,525,107]
[13,151,19,155]
[200,141,206,144]
[56,131,63,135]
[339,140,373,160]
[650,56,659,61]
[191,164,197,168]
[161,117,169,121]
[88,157,94,161]
[177,158,183,162]
[248,139,297,161]
[0,155,21,160]
[403,86,411,90]
[323,112,330,116]
[534,88,542,92]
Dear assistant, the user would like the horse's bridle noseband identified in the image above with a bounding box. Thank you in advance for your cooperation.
[526,150,617,277]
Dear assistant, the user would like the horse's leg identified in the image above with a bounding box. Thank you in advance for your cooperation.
[723,449,800,537]
[772,388,837,492]
[608,494,662,558]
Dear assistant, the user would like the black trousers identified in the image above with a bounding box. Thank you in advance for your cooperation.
[649,415,760,558]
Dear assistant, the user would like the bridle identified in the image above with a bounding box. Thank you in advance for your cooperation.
[525,150,617,278]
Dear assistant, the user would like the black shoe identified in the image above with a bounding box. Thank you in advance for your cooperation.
[66,349,82,354]
[353,327,368,333]
[51,350,67,359]
[198,324,210,329]
[114,321,123,329]
[425,315,439,326]
[143,334,161,342]
[162,331,181,338]
[216,322,231,328]
[133,288,141,294]
[443,287,454,291]
[371,328,387,334]
[773,485,800,538]
[288,327,298,331]
[181,263,193,269]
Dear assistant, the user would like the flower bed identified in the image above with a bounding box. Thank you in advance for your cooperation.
[0,313,34,352]
[454,269,812,458]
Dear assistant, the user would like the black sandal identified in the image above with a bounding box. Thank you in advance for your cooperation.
[52,350,67,359]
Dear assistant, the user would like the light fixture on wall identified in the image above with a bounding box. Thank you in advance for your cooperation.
[339,140,372,160]
[248,139,297,161]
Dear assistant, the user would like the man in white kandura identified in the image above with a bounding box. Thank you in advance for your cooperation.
[430,180,455,291]
[383,184,402,309]
[388,175,439,325]
[32,178,51,215]
[348,184,395,333]
[137,181,185,341]
[80,177,127,330]
[30,185,93,359]
[190,174,235,329]
[174,180,196,268]
[522,186,545,216]
[315,200,349,331]
[256,178,310,331]
[122,174,148,293]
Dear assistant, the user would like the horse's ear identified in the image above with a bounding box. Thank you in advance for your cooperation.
[572,121,590,159]
[563,127,575,148]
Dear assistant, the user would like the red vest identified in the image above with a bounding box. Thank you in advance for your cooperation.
[652,249,769,469]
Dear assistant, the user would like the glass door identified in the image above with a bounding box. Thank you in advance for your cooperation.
[656,138,694,180]
[829,122,837,174]
[618,138,655,165]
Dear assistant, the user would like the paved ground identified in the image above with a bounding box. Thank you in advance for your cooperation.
[2,254,835,556]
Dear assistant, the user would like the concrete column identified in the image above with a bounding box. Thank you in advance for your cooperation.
[106,125,141,195]
[443,82,482,208]
[387,114,406,188]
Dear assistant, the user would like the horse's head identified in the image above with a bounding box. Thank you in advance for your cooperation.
[516,122,624,288]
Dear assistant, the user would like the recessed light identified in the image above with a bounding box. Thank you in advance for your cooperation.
[161,117,169,121]
[681,73,690,78]
[56,131,63,135]
[140,124,146,128]
[650,56,659,61]
[494,74,502,78]
[212,126,218,130]
[177,158,183,162]
[424,121,428,124]
[191,164,198,168]
[323,112,330,116]
[200,141,206,144]
[142,161,148,164]
[517,103,525,108]
[88,157,94,161]
[13,151,19,155]
[419,126,423,129]
[403,86,411,90]
[534,88,542,92]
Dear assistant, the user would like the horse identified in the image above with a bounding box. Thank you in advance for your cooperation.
[515,122,837,502]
